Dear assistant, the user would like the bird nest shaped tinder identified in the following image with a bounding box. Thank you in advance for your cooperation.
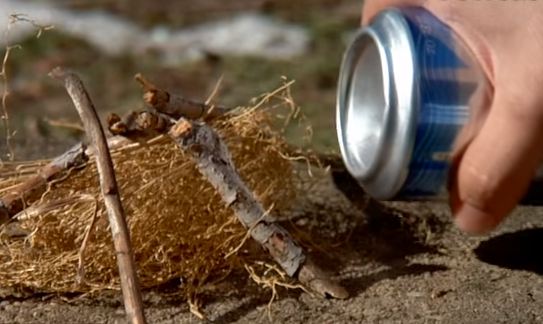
[0,88,307,298]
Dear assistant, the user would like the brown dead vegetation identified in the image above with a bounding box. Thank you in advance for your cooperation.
[0,76,347,317]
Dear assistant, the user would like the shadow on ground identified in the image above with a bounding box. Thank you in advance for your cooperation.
[475,228,543,275]
[326,169,449,296]
[194,167,452,322]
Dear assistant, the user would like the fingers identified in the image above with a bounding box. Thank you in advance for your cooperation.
[360,1,543,234]
[449,91,543,234]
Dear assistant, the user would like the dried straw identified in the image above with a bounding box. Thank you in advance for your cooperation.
[0,85,304,298]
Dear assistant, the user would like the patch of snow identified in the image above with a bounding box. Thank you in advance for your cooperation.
[0,0,310,64]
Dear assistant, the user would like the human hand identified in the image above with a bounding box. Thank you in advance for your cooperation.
[362,1,543,234]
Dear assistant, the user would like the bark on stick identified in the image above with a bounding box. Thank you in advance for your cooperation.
[169,118,348,299]
[49,67,146,324]
[135,73,229,119]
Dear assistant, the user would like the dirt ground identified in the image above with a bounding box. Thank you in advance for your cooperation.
[0,168,542,324]
[2,1,543,323]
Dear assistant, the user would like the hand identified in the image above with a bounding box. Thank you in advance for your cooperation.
[362,1,543,234]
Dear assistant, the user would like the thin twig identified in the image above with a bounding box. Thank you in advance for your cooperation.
[169,118,348,299]
[135,73,230,119]
[0,134,136,224]
[115,82,343,172]
[49,67,146,324]
[13,194,94,221]
[0,143,88,223]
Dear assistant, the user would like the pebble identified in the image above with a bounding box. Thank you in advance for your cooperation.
[0,300,9,307]
[115,309,125,316]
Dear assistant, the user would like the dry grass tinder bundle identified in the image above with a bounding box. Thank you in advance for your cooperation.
[0,84,304,297]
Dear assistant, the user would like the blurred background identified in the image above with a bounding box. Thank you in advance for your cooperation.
[1,0,362,160]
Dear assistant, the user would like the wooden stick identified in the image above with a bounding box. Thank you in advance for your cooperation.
[169,118,348,299]
[0,142,87,223]
[0,135,133,223]
[133,79,344,172]
[135,73,230,119]
[49,67,146,324]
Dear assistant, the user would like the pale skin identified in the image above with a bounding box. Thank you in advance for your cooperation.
[362,1,543,234]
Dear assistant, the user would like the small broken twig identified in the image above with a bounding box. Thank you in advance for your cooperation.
[135,73,230,119]
[49,67,146,324]
[0,135,134,224]
[169,118,348,299]
[131,80,344,172]
[0,143,88,223]
[107,110,174,137]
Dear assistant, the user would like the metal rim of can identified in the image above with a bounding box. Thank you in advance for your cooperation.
[336,9,419,199]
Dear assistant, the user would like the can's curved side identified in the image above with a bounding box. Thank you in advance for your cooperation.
[336,7,485,200]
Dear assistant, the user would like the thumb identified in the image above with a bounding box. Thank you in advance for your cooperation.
[449,91,543,234]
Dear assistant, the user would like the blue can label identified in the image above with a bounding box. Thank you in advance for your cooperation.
[398,8,476,197]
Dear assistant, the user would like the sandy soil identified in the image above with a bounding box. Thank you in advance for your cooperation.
[0,169,542,324]
[1,2,542,322]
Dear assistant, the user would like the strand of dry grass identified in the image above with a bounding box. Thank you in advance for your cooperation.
[49,67,146,324]
[135,73,230,119]
[0,43,18,161]
[169,118,348,299]
[1,14,54,161]
[44,118,85,132]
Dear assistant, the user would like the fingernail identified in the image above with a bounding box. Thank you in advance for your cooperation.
[453,203,499,235]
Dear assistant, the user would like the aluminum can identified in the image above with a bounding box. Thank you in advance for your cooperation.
[336,6,487,200]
